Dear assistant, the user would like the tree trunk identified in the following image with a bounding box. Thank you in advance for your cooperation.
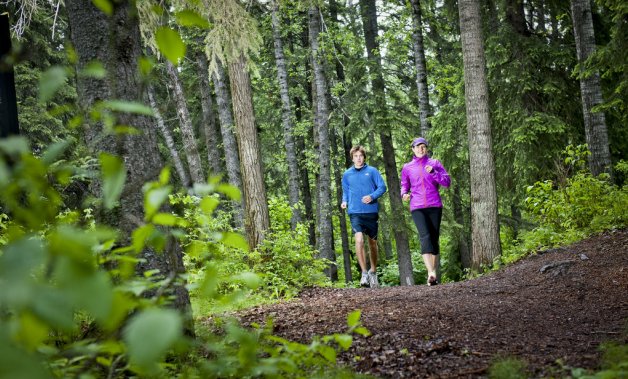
[360,0,414,285]
[409,0,432,136]
[165,60,205,185]
[453,185,471,270]
[330,0,353,281]
[65,0,192,328]
[227,54,270,249]
[271,1,302,229]
[458,0,502,270]
[147,87,190,187]
[331,127,352,283]
[0,14,19,138]
[309,4,337,281]
[570,0,612,178]
[294,96,317,246]
[506,0,530,36]
[197,52,223,177]
[212,59,244,228]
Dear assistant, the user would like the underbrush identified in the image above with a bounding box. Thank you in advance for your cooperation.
[0,139,364,378]
[498,147,627,267]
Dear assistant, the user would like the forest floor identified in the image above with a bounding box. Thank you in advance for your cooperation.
[233,228,628,378]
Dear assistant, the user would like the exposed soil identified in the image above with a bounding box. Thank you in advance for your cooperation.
[235,229,628,378]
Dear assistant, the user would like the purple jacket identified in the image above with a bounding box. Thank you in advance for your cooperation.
[400,155,451,210]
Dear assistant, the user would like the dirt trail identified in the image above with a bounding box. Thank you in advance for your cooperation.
[236,229,628,378]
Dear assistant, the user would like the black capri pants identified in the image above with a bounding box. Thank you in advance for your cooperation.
[411,207,443,255]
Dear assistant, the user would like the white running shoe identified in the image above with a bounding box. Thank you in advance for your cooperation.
[369,271,379,288]
[360,272,369,287]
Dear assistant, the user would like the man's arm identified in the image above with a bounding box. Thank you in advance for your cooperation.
[370,168,387,200]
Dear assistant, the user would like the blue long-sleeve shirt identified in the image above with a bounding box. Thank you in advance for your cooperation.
[341,164,387,214]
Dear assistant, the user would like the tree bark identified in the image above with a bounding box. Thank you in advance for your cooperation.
[506,0,530,36]
[271,1,302,229]
[330,0,353,281]
[227,54,270,249]
[65,0,192,328]
[331,127,353,282]
[147,86,190,187]
[360,0,414,285]
[0,14,19,138]
[409,0,432,137]
[212,59,244,227]
[294,96,317,246]
[165,60,205,185]
[197,52,223,177]
[452,185,471,270]
[458,0,502,270]
[309,4,337,281]
[570,0,612,178]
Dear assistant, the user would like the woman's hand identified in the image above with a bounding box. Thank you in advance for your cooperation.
[425,165,434,173]
[402,193,411,202]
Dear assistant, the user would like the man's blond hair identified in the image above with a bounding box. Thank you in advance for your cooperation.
[350,145,367,159]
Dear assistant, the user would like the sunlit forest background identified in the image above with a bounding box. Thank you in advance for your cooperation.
[0,0,626,377]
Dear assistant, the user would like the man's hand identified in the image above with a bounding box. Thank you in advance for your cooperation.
[362,195,373,204]
[341,202,347,209]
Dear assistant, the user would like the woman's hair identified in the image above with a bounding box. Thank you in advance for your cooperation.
[350,145,367,159]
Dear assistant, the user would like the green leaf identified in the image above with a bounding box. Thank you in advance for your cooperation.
[144,187,171,220]
[317,345,337,363]
[186,240,206,259]
[71,271,114,324]
[81,60,107,78]
[0,237,46,282]
[124,309,182,371]
[16,312,49,351]
[0,136,30,156]
[334,334,353,350]
[131,224,155,253]
[217,183,241,201]
[175,10,210,28]
[347,310,361,328]
[200,196,220,215]
[221,232,249,251]
[159,167,170,185]
[101,100,154,116]
[152,212,188,227]
[155,27,186,66]
[39,66,67,102]
[138,56,155,77]
[353,326,371,337]
[0,339,50,379]
[100,153,126,209]
[91,0,113,15]
[232,272,261,289]
[41,140,71,165]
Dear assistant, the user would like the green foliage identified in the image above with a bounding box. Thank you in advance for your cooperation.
[192,310,370,379]
[488,356,528,379]
[552,342,628,379]
[0,142,366,378]
[10,5,78,154]
[177,194,330,303]
[500,146,628,264]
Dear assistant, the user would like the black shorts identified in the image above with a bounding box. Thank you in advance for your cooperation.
[411,207,442,255]
[349,213,379,240]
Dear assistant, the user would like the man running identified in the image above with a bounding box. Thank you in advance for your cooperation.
[341,145,387,288]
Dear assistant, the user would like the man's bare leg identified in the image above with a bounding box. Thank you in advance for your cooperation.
[355,232,367,272]
[367,237,378,273]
